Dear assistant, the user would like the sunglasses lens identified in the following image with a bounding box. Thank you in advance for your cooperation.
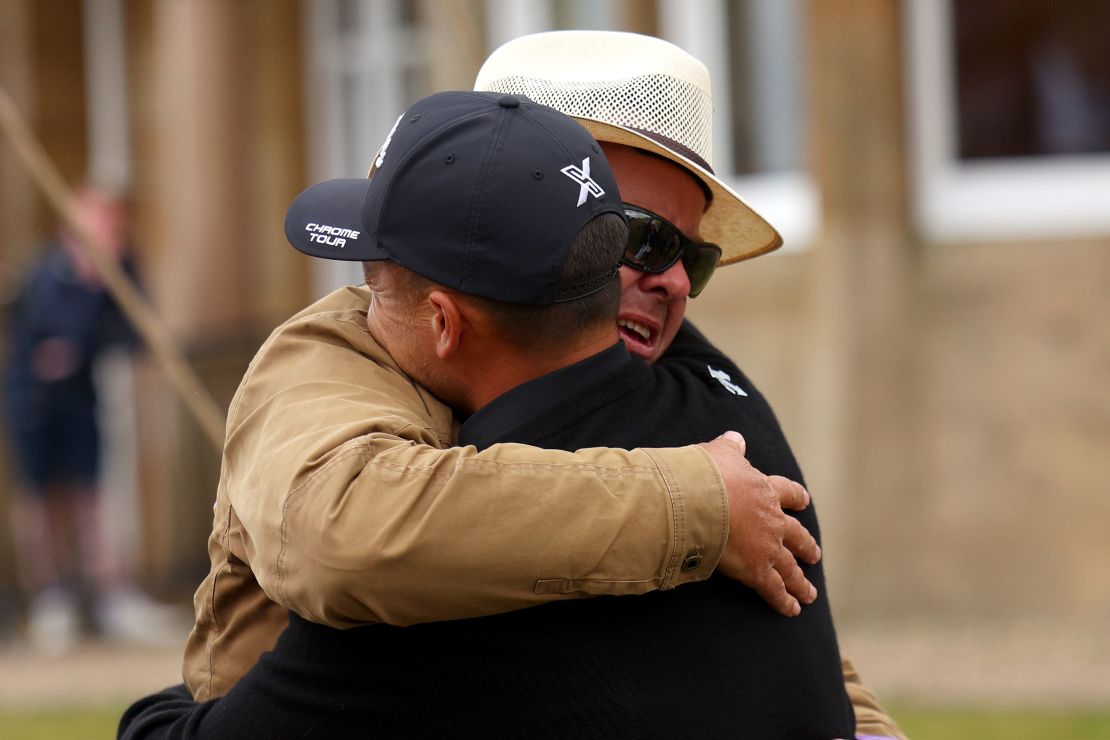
[683,244,722,298]
[624,213,683,272]
[623,207,720,298]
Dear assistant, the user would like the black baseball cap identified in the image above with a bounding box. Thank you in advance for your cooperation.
[284,90,625,305]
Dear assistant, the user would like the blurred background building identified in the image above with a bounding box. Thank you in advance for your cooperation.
[1,0,1108,707]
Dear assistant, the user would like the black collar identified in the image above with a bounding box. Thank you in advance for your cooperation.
[459,342,630,450]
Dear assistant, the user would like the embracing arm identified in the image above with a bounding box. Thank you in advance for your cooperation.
[243,421,728,626]
[227,300,729,627]
[187,292,818,699]
[227,296,814,627]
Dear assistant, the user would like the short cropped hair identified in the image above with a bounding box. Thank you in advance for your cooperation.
[366,212,627,351]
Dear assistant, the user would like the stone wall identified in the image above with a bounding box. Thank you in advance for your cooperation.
[688,232,1110,699]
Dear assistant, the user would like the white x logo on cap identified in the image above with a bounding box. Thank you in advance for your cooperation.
[560,157,606,207]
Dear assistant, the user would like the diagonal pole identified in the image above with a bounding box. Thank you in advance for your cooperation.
[0,83,227,451]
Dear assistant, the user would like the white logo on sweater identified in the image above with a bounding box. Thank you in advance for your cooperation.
[707,365,747,396]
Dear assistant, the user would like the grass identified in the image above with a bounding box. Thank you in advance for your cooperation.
[3,702,1110,738]
[889,703,1110,740]
[0,704,126,740]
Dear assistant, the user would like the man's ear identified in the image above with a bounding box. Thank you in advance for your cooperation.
[427,289,464,360]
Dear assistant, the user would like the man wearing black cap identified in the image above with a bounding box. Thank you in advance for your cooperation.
[170,89,820,709]
[123,89,835,739]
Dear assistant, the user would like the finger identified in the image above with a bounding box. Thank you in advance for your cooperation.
[775,548,817,605]
[720,430,746,456]
[769,475,810,510]
[782,517,821,565]
[754,569,801,617]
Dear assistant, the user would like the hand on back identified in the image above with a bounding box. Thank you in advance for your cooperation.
[700,431,820,617]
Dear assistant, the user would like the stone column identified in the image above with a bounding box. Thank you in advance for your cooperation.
[134,0,309,589]
[803,0,921,616]
[146,0,250,337]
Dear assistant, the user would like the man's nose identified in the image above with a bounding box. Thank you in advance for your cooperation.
[638,260,691,301]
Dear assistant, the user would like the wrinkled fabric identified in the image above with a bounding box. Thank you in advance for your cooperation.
[183,286,727,700]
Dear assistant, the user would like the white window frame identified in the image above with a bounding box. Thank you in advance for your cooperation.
[82,0,131,190]
[904,0,1110,243]
[659,0,816,251]
[80,0,143,574]
[302,0,424,295]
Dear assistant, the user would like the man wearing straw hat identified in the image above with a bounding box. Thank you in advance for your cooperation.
[472,31,902,738]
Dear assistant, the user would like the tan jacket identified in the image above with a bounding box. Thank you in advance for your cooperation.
[183,286,903,738]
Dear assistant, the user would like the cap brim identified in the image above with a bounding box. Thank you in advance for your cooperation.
[284,178,389,262]
[573,118,783,265]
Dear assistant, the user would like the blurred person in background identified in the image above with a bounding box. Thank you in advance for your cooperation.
[2,186,168,652]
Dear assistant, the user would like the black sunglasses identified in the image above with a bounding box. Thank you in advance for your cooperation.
[622,206,722,298]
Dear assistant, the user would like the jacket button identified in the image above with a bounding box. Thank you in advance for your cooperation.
[682,553,703,571]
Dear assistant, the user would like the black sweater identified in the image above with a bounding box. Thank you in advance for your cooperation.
[120,323,853,739]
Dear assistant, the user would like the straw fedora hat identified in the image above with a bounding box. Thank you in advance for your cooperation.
[474,30,782,265]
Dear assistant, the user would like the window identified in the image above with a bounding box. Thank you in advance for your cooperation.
[305,0,816,296]
[905,0,1110,242]
[303,0,429,293]
[659,0,815,250]
[954,0,1110,160]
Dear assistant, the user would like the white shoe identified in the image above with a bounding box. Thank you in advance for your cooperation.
[28,587,79,655]
[96,588,191,646]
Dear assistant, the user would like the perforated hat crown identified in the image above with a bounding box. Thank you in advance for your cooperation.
[475,30,783,265]
[284,91,624,305]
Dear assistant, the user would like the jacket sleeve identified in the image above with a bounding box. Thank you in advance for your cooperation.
[118,684,213,740]
[225,308,729,627]
[842,658,906,740]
